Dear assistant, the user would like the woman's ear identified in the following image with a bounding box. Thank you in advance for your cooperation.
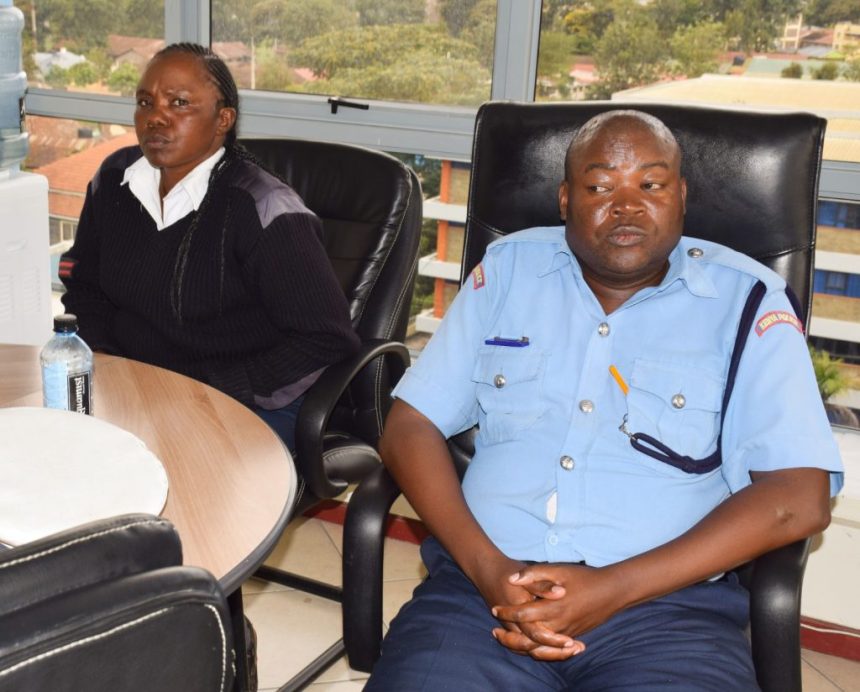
[217,107,237,137]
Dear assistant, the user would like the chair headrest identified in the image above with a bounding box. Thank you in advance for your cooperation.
[466,101,826,319]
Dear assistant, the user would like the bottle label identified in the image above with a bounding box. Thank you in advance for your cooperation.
[67,371,92,414]
[43,362,92,414]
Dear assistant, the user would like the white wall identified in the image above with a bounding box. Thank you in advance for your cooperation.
[802,428,860,629]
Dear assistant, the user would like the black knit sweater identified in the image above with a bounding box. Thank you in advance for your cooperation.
[61,146,360,407]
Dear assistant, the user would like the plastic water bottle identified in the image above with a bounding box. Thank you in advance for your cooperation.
[0,0,28,174]
[40,314,94,414]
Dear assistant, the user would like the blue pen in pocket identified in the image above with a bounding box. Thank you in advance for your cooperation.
[484,336,530,347]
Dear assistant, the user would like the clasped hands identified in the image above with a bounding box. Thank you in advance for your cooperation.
[479,559,622,661]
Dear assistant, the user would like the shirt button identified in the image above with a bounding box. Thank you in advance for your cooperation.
[579,400,594,414]
[494,374,506,389]
[672,393,687,409]
[687,247,704,258]
[559,455,575,471]
[548,534,559,546]
[598,322,610,337]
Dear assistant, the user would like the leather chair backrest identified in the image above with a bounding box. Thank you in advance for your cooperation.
[464,101,826,327]
[0,514,233,692]
[240,139,422,344]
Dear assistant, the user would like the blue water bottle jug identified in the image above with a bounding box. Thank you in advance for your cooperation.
[0,0,27,174]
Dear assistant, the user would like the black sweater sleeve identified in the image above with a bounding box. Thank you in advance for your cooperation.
[207,211,360,405]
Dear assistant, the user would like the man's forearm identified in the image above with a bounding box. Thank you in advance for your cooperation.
[493,467,832,650]
[602,467,831,612]
[379,400,505,582]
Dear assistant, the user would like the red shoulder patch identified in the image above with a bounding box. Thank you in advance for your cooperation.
[755,310,803,337]
[472,262,486,290]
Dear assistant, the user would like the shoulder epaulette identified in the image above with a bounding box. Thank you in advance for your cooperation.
[682,237,786,293]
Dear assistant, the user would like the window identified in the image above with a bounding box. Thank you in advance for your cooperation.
[21,1,165,98]
[823,271,849,296]
[211,0,497,106]
[820,200,860,230]
[535,2,859,103]
[48,218,77,247]
[23,115,136,289]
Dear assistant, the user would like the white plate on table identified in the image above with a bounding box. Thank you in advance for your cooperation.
[0,406,169,547]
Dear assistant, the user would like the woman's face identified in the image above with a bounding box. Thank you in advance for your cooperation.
[134,52,236,194]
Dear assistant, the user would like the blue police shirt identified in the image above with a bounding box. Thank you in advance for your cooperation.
[393,227,844,567]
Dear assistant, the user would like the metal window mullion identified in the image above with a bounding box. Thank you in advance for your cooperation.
[236,92,477,160]
[165,0,210,46]
[26,89,133,126]
[490,0,542,102]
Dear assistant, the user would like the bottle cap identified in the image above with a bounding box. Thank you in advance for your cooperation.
[53,314,79,333]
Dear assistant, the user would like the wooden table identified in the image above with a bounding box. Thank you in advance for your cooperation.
[0,344,298,595]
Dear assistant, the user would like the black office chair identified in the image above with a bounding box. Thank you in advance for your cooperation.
[341,101,826,692]
[0,514,234,692]
[239,138,422,687]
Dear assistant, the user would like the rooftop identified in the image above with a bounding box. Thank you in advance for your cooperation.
[615,74,860,163]
[35,131,138,220]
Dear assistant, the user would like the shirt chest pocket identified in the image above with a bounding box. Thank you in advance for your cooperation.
[627,359,725,462]
[472,349,548,445]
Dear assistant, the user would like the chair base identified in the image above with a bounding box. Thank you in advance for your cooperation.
[253,566,346,691]
[254,565,343,603]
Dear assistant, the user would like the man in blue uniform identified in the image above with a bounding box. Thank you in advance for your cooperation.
[367,111,844,690]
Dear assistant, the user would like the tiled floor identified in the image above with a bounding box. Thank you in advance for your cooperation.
[245,514,860,692]
[244,513,426,691]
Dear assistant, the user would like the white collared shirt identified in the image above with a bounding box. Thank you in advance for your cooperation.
[121,147,226,230]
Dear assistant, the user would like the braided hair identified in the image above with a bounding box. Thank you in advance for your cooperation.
[150,43,247,322]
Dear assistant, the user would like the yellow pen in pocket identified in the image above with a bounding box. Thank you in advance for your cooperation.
[609,365,629,396]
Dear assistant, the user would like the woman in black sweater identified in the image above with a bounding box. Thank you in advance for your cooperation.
[60,43,360,452]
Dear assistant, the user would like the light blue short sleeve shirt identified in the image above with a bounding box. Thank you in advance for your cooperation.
[393,227,844,566]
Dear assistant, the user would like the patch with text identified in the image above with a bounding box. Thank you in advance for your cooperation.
[755,310,803,337]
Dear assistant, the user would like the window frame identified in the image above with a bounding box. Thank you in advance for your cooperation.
[21,0,860,193]
[25,0,540,161]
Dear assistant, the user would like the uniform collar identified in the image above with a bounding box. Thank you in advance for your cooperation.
[538,227,574,277]
[537,228,718,299]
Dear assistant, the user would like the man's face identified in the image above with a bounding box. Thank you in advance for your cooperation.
[559,119,687,293]
[134,52,235,192]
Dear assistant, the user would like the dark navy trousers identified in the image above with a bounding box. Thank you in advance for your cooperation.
[253,394,304,455]
[366,538,759,691]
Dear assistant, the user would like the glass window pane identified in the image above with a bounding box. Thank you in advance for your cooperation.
[534,3,860,164]
[211,0,497,106]
[536,3,859,106]
[24,115,136,288]
[22,1,164,97]
[392,154,467,353]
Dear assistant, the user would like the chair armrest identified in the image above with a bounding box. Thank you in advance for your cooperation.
[748,537,810,692]
[295,339,410,499]
[342,464,404,672]
[0,514,181,619]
